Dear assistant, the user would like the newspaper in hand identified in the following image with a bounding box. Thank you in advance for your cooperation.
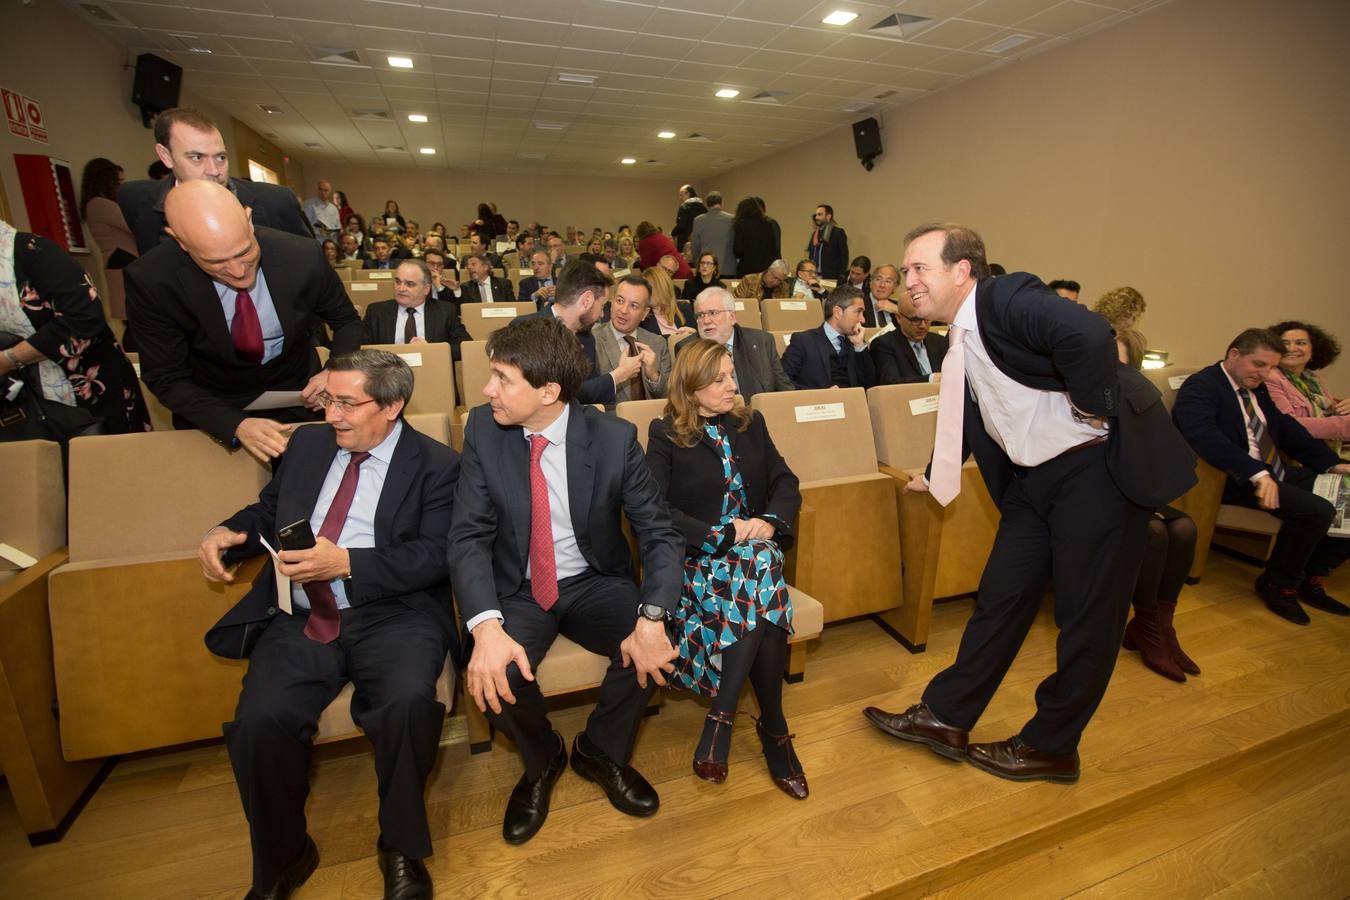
[1312,474,1350,537]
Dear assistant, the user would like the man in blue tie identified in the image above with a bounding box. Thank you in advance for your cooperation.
[518,250,557,308]
[871,290,950,384]
[780,285,876,390]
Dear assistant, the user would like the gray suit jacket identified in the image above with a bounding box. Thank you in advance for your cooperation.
[676,324,793,401]
[690,207,737,276]
[594,324,670,404]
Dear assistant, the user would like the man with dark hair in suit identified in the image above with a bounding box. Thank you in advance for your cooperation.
[361,260,472,360]
[124,180,362,463]
[871,289,949,384]
[450,317,682,845]
[864,223,1196,784]
[677,287,795,400]
[521,260,626,406]
[119,107,312,255]
[451,254,513,304]
[420,247,457,304]
[363,236,396,270]
[198,349,459,900]
[1047,279,1081,301]
[862,262,903,329]
[781,285,876,390]
[595,274,670,404]
[1173,329,1350,623]
[806,203,849,280]
[518,250,558,307]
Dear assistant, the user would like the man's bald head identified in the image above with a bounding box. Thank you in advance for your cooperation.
[165,180,261,291]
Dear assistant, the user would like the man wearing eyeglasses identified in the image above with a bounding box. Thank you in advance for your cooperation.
[676,286,794,400]
[198,349,460,900]
[862,263,904,329]
[870,289,949,384]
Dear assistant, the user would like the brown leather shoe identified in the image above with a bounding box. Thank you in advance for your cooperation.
[862,702,968,760]
[967,736,1080,784]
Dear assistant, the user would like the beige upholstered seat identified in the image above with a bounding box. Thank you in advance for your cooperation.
[345,278,396,313]
[760,299,822,333]
[359,342,455,416]
[460,302,534,341]
[731,299,762,330]
[459,340,491,412]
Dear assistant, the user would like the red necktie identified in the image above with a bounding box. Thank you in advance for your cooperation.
[528,434,559,611]
[624,335,647,400]
[301,451,370,642]
[231,289,264,364]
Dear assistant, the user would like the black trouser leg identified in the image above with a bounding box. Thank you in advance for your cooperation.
[486,593,560,781]
[1227,468,1343,587]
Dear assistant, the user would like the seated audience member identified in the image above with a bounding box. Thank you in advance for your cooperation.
[361,259,472,360]
[617,235,638,270]
[124,181,361,461]
[519,250,558,307]
[321,239,339,268]
[505,219,520,240]
[1116,328,1200,682]
[546,234,568,274]
[790,258,829,300]
[678,287,794,401]
[514,233,536,266]
[870,290,948,384]
[596,274,670,403]
[602,239,622,270]
[987,263,1007,276]
[364,237,396,269]
[681,252,726,300]
[343,214,368,247]
[420,248,457,304]
[645,339,807,798]
[453,254,513,303]
[523,260,624,406]
[1047,279,1081,301]
[640,267,695,338]
[198,350,459,900]
[733,259,792,301]
[864,263,904,330]
[658,255,686,280]
[119,107,312,255]
[635,221,691,277]
[578,251,610,276]
[449,317,682,844]
[392,232,416,261]
[1264,320,1350,460]
[466,231,503,270]
[0,223,151,434]
[781,285,874,390]
[844,255,873,318]
[1173,328,1350,623]
[586,236,604,257]
[1093,286,1145,330]
[422,233,446,254]
[339,232,365,262]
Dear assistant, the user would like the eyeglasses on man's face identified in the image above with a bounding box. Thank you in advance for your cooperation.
[317,392,378,414]
[695,309,730,321]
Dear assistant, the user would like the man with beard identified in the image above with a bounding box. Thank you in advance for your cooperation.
[518,260,627,405]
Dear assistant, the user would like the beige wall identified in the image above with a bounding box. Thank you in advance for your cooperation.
[720,0,1350,379]
[299,160,675,238]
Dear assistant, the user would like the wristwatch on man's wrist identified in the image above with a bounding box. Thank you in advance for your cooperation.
[637,603,668,623]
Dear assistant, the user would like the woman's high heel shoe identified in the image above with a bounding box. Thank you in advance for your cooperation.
[692,711,736,783]
[754,717,809,799]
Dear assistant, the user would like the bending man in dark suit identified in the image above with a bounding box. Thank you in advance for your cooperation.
[519,260,629,406]
[361,259,472,361]
[864,223,1196,784]
[870,289,948,384]
[676,286,795,401]
[450,317,683,844]
[1173,329,1350,622]
[781,285,876,390]
[197,350,459,900]
[118,107,311,256]
[124,180,362,462]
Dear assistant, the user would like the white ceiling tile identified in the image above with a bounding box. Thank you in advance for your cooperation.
[703,17,778,48]
[1016,0,1122,34]
[640,8,720,40]
[909,17,1005,49]
[432,56,495,77]
[107,2,204,30]
[961,0,1068,27]
[571,0,655,30]
[772,26,848,54]
[625,33,697,59]
[837,34,949,67]
[681,41,754,65]
[563,24,634,52]
[740,48,811,73]
[921,49,999,75]
[654,0,729,12]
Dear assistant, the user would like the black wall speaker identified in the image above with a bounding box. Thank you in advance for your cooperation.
[852,117,882,170]
[133,53,182,127]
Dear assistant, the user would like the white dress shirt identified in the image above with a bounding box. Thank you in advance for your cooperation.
[952,283,1107,468]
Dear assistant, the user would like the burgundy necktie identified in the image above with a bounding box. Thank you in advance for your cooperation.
[404,306,418,343]
[623,335,647,400]
[231,288,264,364]
[528,434,559,611]
[301,451,370,642]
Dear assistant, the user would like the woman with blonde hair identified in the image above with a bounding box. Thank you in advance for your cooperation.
[645,339,807,797]
[639,266,695,338]
[1093,286,1146,331]
[617,235,638,269]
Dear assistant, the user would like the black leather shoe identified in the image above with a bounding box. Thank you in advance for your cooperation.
[502,731,566,845]
[244,834,319,899]
[1300,576,1350,615]
[1256,574,1311,625]
[862,702,969,761]
[569,733,659,817]
[377,839,432,900]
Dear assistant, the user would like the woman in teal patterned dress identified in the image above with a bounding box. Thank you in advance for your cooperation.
[646,339,807,798]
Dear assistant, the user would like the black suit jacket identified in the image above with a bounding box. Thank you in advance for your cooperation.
[458,276,514,304]
[781,326,877,390]
[675,324,795,401]
[871,330,949,384]
[950,274,1195,510]
[124,226,363,444]
[518,305,615,405]
[449,403,683,621]
[1172,362,1338,485]
[645,411,801,554]
[205,422,461,661]
[518,275,553,306]
[360,299,472,360]
[118,176,311,256]
[806,225,849,279]
[363,258,397,270]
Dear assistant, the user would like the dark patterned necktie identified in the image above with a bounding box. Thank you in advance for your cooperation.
[624,335,646,400]
[1238,388,1285,480]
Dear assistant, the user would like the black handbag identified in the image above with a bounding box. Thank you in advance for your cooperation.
[0,332,102,443]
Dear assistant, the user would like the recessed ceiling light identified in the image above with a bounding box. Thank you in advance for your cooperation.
[657,130,676,139]
[419,147,435,155]
[620,157,637,165]
[408,113,428,123]
[387,56,413,69]
[822,10,859,26]
[715,88,739,99]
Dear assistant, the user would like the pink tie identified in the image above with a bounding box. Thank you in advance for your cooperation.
[929,325,965,506]
[528,434,559,611]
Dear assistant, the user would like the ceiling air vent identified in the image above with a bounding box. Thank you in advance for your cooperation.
[681,133,713,142]
[258,105,283,115]
[304,142,322,148]
[869,13,934,40]
[312,48,363,65]
[875,89,898,100]
[748,90,789,105]
[373,145,406,151]
[352,109,392,121]
[983,34,1034,54]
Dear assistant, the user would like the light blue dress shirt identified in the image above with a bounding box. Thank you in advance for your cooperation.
[291,420,402,611]
[214,268,285,364]
[911,339,932,376]
[822,322,865,353]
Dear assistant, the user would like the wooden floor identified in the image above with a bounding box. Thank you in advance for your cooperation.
[2,552,1349,899]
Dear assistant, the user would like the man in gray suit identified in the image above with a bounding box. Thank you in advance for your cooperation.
[676,287,795,399]
[689,191,737,276]
[594,274,670,405]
